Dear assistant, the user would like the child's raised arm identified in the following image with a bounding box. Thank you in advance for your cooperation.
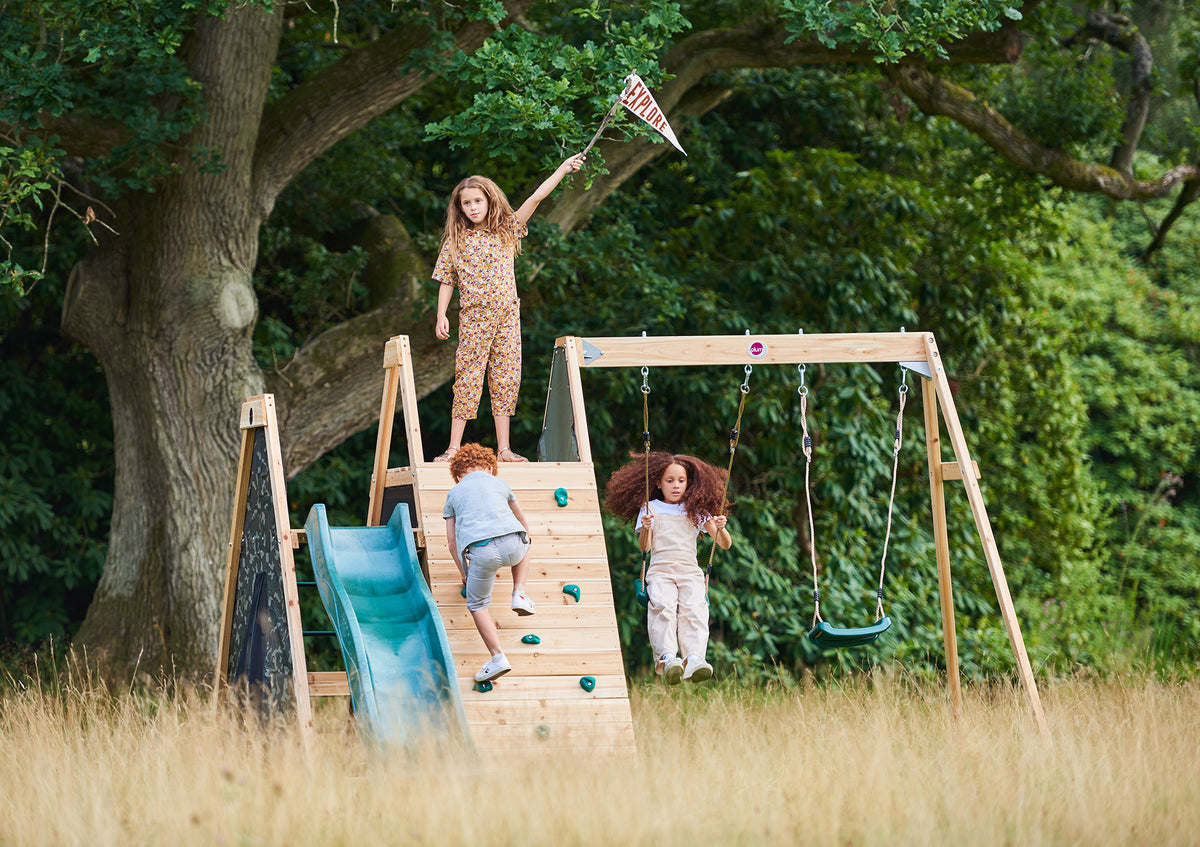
[515,152,586,224]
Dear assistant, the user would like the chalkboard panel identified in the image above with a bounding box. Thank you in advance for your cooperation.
[225,428,295,716]
[380,483,416,528]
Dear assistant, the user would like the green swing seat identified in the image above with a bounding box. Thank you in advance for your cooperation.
[807,616,892,648]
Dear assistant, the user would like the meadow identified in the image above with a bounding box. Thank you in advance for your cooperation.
[2,665,1198,846]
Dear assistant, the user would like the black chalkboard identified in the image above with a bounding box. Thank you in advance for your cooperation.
[225,428,295,716]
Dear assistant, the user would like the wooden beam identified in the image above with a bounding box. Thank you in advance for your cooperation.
[567,331,930,368]
[308,671,350,697]
[940,460,981,481]
[238,396,268,429]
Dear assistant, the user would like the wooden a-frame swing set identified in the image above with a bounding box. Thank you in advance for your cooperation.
[547,330,1046,732]
[215,330,1047,750]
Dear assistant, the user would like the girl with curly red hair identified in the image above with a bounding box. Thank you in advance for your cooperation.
[605,452,734,684]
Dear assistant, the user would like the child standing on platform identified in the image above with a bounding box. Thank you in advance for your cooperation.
[605,452,734,685]
[443,443,537,683]
[432,152,586,463]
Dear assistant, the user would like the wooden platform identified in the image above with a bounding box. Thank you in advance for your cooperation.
[398,460,635,761]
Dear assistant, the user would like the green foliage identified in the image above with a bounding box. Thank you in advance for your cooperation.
[0,295,111,644]
[1026,190,1200,673]
[252,227,370,369]
[424,1,690,159]
[780,0,1021,62]
[0,142,57,292]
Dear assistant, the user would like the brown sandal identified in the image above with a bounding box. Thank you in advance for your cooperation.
[433,446,458,462]
[497,446,528,463]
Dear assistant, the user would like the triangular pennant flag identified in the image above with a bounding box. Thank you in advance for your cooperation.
[619,73,686,156]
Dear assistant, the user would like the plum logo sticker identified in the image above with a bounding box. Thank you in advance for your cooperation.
[748,341,768,359]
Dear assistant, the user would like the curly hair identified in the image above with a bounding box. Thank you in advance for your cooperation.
[440,175,523,262]
[449,443,497,482]
[604,451,731,527]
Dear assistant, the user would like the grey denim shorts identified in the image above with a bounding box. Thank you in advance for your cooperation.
[464,531,530,611]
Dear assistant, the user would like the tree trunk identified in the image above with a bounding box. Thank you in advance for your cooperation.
[62,7,282,683]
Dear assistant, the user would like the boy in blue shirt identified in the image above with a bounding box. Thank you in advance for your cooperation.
[443,443,535,682]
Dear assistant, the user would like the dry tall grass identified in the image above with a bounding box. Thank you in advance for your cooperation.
[2,667,1197,846]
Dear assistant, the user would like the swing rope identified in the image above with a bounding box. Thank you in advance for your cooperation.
[801,364,909,632]
[639,365,651,600]
[875,370,909,621]
[797,365,822,627]
[705,364,752,589]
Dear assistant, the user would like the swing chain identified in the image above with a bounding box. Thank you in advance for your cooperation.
[740,363,752,395]
[892,367,909,455]
[641,366,651,449]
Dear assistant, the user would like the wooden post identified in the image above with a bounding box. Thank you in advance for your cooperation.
[368,352,401,527]
[369,336,427,525]
[923,335,1047,733]
[558,336,594,464]
[920,372,962,713]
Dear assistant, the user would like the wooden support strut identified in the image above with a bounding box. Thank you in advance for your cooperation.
[922,335,1047,733]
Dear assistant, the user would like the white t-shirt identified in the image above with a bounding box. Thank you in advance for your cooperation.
[636,499,711,537]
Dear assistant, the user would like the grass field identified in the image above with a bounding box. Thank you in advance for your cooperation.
[2,667,1198,846]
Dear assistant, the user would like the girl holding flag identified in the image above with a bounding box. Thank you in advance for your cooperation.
[432,152,586,462]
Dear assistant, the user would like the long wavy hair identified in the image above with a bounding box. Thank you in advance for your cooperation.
[440,175,522,262]
[604,451,732,527]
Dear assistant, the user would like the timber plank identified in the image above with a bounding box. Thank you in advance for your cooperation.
[462,698,631,725]
[456,674,628,701]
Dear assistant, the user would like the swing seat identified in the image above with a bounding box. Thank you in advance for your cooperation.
[634,578,649,608]
[808,616,892,648]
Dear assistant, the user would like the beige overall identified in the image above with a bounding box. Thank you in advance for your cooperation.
[646,514,709,662]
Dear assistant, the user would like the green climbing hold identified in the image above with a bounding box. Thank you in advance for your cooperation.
[579,676,596,692]
[554,487,568,507]
[473,680,493,693]
[521,634,541,645]
[535,725,551,739]
[563,584,581,602]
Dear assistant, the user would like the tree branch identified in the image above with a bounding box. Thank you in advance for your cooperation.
[253,0,537,209]
[884,64,1200,201]
[1063,10,1155,176]
[547,11,1029,233]
[1141,176,1200,262]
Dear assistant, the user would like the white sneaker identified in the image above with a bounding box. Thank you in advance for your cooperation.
[664,656,684,685]
[474,654,511,682]
[683,654,713,683]
[511,590,535,616]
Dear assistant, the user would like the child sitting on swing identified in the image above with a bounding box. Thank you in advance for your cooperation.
[605,451,733,684]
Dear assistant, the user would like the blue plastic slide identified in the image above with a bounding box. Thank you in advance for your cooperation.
[305,503,471,752]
